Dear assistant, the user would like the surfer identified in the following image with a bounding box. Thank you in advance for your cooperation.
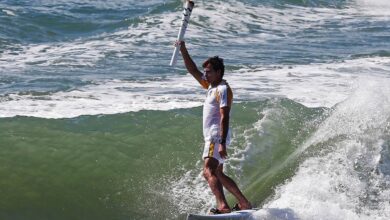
[176,41,252,214]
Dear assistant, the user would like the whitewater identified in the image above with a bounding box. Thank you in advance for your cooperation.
[0,0,389,220]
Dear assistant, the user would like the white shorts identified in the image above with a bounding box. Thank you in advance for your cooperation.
[202,141,225,164]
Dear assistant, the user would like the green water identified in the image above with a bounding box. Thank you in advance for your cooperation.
[0,99,325,219]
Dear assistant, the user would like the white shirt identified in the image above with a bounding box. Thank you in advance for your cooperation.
[202,80,233,143]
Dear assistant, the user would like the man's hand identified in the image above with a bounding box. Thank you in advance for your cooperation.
[219,143,228,159]
[174,40,185,49]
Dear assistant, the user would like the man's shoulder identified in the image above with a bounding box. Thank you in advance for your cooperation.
[218,80,232,91]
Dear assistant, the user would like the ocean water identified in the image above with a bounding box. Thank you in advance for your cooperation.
[0,0,389,219]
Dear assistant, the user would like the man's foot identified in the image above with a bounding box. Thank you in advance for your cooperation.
[232,202,252,211]
[209,208,231,215]
[231,203,241,211]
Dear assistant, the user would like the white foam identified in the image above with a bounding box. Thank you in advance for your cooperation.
[0,0,369,71]
[1,0,389,118]
[167,164,214,215]
[1,57,389,118]
[257,77,390,220]
[188,0,359,46]
[0,11,179,70]
[354,0,390,17]
[0,78,204,118]
[12,0,163,10]
[2,9,16,16]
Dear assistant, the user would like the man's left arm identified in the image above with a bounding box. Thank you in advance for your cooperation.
[218,106,230,159]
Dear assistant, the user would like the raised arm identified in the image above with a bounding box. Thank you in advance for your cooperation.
[178,41,208,89]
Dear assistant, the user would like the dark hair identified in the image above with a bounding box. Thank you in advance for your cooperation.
[202,56,225,77]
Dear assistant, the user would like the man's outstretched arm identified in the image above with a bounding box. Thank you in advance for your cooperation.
[178,41,208,89]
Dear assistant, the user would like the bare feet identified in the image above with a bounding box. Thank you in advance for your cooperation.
[234,202,252,210]
[209,208,231,215]
[218,204,231,213]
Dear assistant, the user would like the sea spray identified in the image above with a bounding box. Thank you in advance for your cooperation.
[259,78,390,220]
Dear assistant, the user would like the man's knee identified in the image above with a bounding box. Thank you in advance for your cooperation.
[215,164,224,178]
[203,167,214,180]
[203,158,218,180]
[215,169,224,179]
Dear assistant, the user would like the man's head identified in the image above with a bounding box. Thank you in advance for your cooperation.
[202,56,224,85]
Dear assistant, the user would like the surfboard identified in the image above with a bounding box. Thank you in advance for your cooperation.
[186,209,259,220]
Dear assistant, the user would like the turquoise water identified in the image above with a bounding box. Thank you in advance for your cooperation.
[1,0,390,219]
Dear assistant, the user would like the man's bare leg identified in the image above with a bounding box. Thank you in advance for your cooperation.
[203,158,230,212]
[216,165,252,210]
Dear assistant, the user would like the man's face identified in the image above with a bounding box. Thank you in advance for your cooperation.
[204,63,221,84]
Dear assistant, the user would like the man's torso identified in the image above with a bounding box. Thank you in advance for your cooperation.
[202,80,233,142]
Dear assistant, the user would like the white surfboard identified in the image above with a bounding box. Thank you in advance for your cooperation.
[187,209,259,220]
